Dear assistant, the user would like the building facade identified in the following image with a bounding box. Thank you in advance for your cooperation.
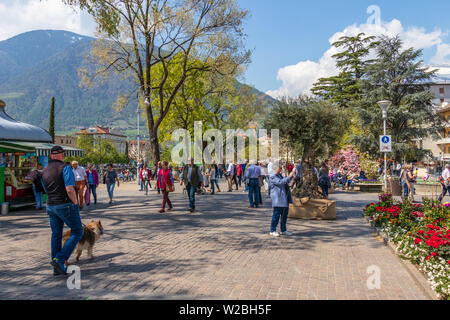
[54,135,78,148]
[77,126,127,154]
[421,82,450,161]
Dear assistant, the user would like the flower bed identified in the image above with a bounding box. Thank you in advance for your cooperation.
[363,194,450,299]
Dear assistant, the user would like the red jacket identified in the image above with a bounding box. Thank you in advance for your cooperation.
[237,164,243,176]
[157,168,174,189]
[140,168,151,181]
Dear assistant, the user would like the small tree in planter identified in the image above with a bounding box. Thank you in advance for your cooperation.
[265,96,350,199]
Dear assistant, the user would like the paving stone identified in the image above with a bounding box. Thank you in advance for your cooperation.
[0,182,432,299]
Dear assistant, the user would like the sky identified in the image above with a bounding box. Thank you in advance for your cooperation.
[1,0,450,98]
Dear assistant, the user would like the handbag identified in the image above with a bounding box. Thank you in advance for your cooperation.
[166,184,175,193]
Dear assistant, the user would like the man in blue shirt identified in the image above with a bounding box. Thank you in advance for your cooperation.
[41,146,83,275]
[245,160,262,208]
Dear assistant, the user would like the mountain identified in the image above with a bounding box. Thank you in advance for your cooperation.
[0,30,277,137]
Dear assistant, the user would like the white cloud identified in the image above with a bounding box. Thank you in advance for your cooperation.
[0,0,95,41]
[267,17,450,99]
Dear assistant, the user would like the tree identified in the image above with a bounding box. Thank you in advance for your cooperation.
[351,35,445,161]
[63,0,250,164]
[311,33,378,108]
[49,97,55,142]
[264,97,350,199]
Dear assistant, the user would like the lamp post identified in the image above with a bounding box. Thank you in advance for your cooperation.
[378,100,392,193]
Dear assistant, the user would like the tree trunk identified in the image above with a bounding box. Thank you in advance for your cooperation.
[293,144,324,199]
[149,131,160,165]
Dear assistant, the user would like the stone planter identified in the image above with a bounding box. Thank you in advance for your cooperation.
[289,197,336,220]
[356,183,383,193]
[387,178,402,196]
[414,183,441,197]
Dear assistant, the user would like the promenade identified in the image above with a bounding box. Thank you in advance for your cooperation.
[0,181,432,300]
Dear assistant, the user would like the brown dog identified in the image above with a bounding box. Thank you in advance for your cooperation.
[62,220,104,265]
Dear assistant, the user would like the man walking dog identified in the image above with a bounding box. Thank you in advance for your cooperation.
[41,146,83,275]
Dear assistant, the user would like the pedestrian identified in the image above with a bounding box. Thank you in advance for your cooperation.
[27,164,45,211]
[41,146,83,276]
[209,164,218,195]
[104,164,120,204]
[71,161,88,210]
[237,162,243,187]
[245,160,261,208]
[438,164,450,202]
[226,160,235,192]
[158,161,174,213]
[268,164,296,237]
[258,161,265,203]
[287,162,293,174]
[267,159,274,175]
[138,158,144,191]
[86,164,99,205]
[318,162,331,199]
[152,161,162,194]
[140,164,152,195]
[232,161,239,190]
[180,157,203,212]
[211,160,221,192]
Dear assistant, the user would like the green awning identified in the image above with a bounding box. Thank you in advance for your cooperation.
[0,141,84,157]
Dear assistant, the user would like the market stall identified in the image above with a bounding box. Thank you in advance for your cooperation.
[0,100,83,208]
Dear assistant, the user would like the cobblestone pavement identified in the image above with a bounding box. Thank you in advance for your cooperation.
[0,181,432,300]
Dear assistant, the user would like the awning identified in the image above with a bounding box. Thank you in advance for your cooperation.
[0,141,84,157]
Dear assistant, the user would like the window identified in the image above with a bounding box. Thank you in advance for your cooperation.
[61,139,64,143]
[440,87,445,95]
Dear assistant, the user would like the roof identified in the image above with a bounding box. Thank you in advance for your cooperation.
[0,100,52,142]
[0,140,83,157]
[77,125,127,137]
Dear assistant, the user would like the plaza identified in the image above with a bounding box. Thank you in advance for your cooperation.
[0,181,435,300]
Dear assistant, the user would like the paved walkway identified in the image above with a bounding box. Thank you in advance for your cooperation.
[0,181,432,300]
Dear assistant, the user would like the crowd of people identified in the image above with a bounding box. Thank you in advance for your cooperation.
[33,144,450,276]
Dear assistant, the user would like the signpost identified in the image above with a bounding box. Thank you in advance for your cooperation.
[380,135,392,153]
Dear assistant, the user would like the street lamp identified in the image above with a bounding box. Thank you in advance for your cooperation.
[378,100,392,193]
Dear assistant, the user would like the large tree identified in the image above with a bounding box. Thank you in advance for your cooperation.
[265,97,350,199]
[63,0,250,164]
[311,33,378,108]
[352,35,445,161]
[49,97,55,143]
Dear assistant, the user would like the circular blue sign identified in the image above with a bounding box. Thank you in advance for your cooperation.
[382,136,390,144]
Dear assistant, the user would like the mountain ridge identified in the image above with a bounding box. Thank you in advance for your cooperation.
[0,30,277,137]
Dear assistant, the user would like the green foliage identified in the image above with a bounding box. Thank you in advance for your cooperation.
[72,134,128,165]
[265,97,350,162]
[312,33,378,108]
[351,36,445,161]
[265,97,350,198]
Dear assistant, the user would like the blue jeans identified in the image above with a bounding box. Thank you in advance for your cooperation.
[32,184,43,209]
[107,183,115,200]
[213,179,220,190]
[402,182,409,200]
[89,184,97,203]
[248,178,260,207]
[47,203,83,262]
[270,207,289,233]
[186,184,196,209]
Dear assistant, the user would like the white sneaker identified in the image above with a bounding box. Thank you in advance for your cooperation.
[280,231,293,236]
[269,232,280,237]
